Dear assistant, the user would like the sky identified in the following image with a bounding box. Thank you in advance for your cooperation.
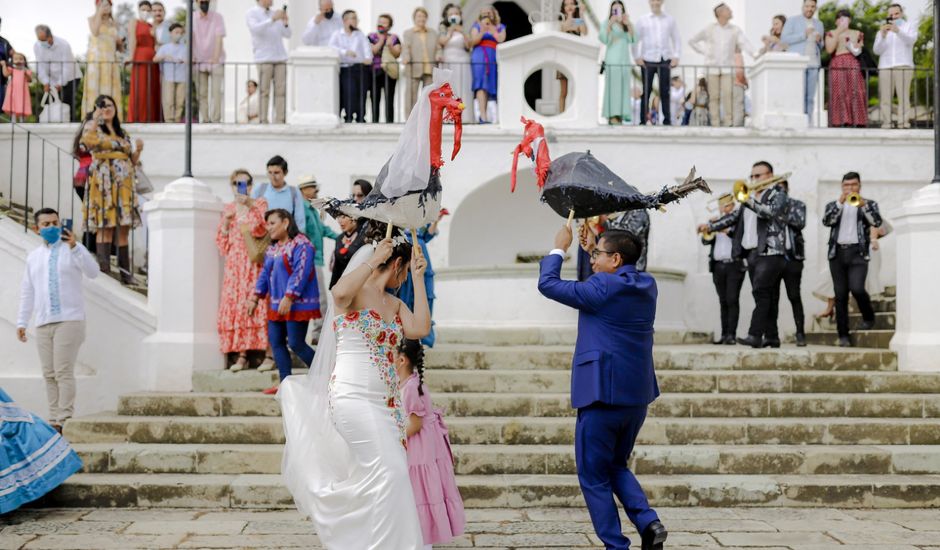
[0,0,189,55]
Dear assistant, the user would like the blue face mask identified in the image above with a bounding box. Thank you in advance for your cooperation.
[39,226,61,244]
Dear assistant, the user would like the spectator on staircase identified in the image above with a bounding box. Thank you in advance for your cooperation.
[16,208,99,433]
[297,175,339,343]
[217,169,271,372]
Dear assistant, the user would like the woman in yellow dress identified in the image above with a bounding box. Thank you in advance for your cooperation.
[81,95,142,285]
[82,0,124,118]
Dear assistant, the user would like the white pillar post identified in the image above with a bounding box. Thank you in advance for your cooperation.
[141,177,224,391]
[890,184,940,372]
[749,52,810,130]
[289,46,341,126]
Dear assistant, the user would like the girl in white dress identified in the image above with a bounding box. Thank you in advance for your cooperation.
[280,228,431,550]
[439,4,474,123]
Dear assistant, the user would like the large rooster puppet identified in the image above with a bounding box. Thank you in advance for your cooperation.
[322,69,464,230]
[510,118,712,217]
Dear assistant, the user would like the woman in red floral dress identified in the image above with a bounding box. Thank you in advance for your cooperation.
[216,169,270,371]
[826,10,868,127]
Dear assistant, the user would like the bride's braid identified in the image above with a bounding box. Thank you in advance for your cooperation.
[397,338,427,396]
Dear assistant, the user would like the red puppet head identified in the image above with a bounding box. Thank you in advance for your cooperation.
[511,116,551,192]
[428,82,464,170]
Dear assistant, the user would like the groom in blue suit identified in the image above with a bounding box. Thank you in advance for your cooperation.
[538,224,667,550]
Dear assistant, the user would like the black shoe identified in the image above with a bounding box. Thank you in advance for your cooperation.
[737,335,762,348]
[723,335,737,345]
[762,338,781,348]
[795,333,807,347]
[712,337,725,345]
[641,520,668,550]
[838,336,853,348]
[858,319,876,331]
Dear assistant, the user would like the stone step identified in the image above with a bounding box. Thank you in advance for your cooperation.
[656,370,940,394]
[117,391,940,419]
[805,330,894,349]
[44,472,940,509]
[435,326,710,346]
[817,312,896,331]
[64,415,940,446]
[852,297,896,314]
[72,443,940,477]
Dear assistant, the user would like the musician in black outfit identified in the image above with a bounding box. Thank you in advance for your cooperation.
[701,198,746,345]
[822,171,882,347]
[775,180,807,346]
[700,161,789,348]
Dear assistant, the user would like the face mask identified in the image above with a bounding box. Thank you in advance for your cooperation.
[171,33,182,43]
[324,9,334,19]
[199,1,210,13]
[141,11,152,22]
[448,15,461,25]
[39,226,61,245]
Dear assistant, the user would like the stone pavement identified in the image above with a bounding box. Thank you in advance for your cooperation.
[2,507,939,549]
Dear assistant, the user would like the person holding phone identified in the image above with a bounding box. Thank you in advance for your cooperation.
[16,208,99,432]
[217,169,271,372]
[825,9,867,127]
[600,1,636,124]
[557,0,587,114]
[633,0,681,126]
[874,3,917,128]
[469,5,506,123]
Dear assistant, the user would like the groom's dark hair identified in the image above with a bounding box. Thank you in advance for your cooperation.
[600,230,642,267]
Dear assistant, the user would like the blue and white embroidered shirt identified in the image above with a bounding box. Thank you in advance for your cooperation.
[16,241,99,329]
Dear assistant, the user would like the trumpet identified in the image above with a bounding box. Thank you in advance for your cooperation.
[732,172,792,203]
[701,229,716,241]
[846,192,863,207]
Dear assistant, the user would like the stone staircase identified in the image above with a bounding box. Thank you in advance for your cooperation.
[47,293,940,510]
[804,286,896,349]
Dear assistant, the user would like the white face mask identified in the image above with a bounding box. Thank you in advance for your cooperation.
[140,10,152,22]
[171,34,183,43]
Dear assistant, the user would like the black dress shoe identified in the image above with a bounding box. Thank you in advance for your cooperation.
[723,335,737,345]
[858,319,876,331]
[762,338,781,348]
[712,337,725,345]
[737,335,762,348]
[838,336,853,348]
[641,519,668,550]
[795,333,807,347]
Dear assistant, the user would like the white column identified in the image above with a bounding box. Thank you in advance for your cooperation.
[289,46,341,126]
[890,184,940,372]
[748,52,810,130]
[141,177,224,391]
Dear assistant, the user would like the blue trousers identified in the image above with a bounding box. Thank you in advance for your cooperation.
[268,320,315,381]
[805,67,820,121]
[576,403,658,550]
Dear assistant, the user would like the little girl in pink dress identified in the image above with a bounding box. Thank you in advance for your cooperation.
[2,52,33,122]
[396,338,465,549]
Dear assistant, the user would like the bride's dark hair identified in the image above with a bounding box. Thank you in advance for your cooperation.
[366,221,412,272]
[396,338,427,395]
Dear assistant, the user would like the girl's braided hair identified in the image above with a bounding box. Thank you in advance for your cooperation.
[397,338,426,396]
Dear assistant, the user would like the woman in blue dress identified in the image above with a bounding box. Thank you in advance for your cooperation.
[469,5,506,123]
[1,388,83,514]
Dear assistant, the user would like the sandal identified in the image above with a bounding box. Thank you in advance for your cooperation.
[231,354,249,372]
[258,356,276,372]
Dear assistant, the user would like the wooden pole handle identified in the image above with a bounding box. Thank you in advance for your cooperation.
[566,209,575,228]
[385,221,394,240]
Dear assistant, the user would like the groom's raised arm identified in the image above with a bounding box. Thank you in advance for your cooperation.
[537,253,607,313]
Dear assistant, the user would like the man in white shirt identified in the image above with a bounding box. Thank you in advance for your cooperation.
[246,0,291,124]
[33,25,82,122]
[633,0,681,126]
[16,208,98,431]
[701,198,746,345]
[874,4,917,128]
[688,3,755,127]
[303,0,343,47]
[329,10,371,123]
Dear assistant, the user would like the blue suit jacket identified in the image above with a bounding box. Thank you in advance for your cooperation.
[537,253,660,409]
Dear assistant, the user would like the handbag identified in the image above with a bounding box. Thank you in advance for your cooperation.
[38,89,71,123]
[73,163,89,188]
[241,222,271,265]
[381,42,399,80]
[135,165,154,195]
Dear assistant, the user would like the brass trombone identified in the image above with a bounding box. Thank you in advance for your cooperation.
[732,172,792,203]
[705,192,735,212]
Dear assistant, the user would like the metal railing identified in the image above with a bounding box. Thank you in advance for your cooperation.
[0,121,148,292]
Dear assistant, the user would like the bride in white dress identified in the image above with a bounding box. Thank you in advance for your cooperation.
[279,230,431,550]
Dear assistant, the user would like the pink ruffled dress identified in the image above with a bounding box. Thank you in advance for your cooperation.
[401,372,466,545]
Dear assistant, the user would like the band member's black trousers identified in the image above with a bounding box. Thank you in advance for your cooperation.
[830,244,874,338]
[770,259,805,336]
[712,260,746,338]
[746,251,787,340]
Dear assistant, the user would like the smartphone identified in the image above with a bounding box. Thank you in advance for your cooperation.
[236,181,249,195]
[282,4,287,11]
[574,17,584,25]
[63,219,74,233]
[612,7,622,16]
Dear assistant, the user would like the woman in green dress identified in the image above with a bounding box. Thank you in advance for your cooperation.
[600,1,635,124]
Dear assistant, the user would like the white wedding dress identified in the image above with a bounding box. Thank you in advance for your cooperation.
[279,246,424,550]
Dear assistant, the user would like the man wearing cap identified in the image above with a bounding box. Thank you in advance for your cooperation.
[298,175,339,343]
